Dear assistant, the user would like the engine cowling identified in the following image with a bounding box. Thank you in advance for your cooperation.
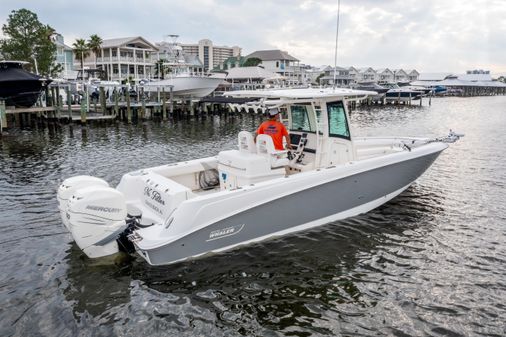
[66,185,128,258]
[57,176,109,231]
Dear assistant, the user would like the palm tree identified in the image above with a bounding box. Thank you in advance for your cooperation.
[87,34,103,69]
[72,38,90,75]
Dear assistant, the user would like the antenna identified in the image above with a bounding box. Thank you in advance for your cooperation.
[333,0,341,89]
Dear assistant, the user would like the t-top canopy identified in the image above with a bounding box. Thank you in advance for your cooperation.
[225,87,376,100]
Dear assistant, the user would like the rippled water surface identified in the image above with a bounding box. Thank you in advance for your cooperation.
[1,96,505,336]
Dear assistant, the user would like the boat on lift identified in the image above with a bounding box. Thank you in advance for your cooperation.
[57,88,462,266]
[0,61,51,107]
[140,38,224,98]
[383,82,425,102]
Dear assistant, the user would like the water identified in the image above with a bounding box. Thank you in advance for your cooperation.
[0,96,505,336]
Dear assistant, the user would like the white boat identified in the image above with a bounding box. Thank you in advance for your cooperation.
[141,73,225,98]
[141,37,225,98]
[57,88,462,265]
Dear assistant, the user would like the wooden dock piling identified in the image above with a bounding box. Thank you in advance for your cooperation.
[169,86,174,117]
[100,87,106,115]
[126,89,132,123]
[0,100,6,133]
[162,88,167,120]
[66,87,72,120]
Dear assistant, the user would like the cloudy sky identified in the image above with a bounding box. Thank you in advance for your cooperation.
[1,0,505,75]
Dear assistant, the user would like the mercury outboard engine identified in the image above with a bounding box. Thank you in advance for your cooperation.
[57,176,109,231]
[58,176,129,258]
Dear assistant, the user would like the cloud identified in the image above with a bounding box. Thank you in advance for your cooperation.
[1,0,505,74]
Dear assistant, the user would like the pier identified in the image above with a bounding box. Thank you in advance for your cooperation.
[0,84,243,134]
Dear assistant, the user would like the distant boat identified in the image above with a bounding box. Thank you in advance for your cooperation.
[141,73,225,98]
[0,61,51,107]
[383,82,423,102]
[353,82,389,94]
[352,82,388,101]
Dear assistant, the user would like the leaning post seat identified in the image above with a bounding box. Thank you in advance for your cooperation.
[255,134,289,168]
[217,132,286,190]
[238,131,256,153]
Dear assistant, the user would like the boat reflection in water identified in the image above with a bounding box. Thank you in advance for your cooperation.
[63,244,132,319]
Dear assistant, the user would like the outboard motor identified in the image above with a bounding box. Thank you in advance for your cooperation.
[66,185,128,258]
[57,176,109,231]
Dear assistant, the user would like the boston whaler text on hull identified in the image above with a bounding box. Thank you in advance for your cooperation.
[57,88,462,265]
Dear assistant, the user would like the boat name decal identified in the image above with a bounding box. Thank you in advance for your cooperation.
[144,200,163,215]
[86,205,122,213]
[207,224,245,242]
[144,187,165,205]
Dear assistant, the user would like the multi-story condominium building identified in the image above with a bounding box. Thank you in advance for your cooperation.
[75,36,158,82]
[244,50,302,85]
[180,39,241,71]
[53,33,75,79]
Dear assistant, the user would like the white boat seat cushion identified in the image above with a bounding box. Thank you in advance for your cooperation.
[238,131,256,153]
[256,134,289,168]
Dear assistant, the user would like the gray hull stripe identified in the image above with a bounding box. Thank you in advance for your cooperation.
[144,152,441,265]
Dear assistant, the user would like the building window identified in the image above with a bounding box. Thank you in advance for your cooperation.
[203,46,209,69]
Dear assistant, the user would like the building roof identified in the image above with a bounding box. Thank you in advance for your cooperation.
[411,78,506,88]
[405,69,419,75]
[226,66,281,80]
[245,50,299,62]
[100,36,158,50]
[393,69,408,75]
[358,67,375,73]
[376,68,393,74]
[226,87,375,100]
[183,54,203,67]
[458,73,492,81]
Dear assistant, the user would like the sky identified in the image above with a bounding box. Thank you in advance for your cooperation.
[1,0,505,75]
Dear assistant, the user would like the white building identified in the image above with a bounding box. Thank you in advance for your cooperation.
[225,66,281,90]
[320,66,353,86]
[406,69,420,82]
[376,68,395,83]
[180,39,241,71]
[244,50,302,85]
[393,69,410,83]
[76,36,158,82]
[357,67,377,82]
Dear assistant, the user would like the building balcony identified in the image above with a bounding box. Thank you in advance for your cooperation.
[95,56,151,64]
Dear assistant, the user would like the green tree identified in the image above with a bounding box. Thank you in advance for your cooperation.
[315,73,325,85]
[87,34,102,68]
[154,59,166,79]
[0,8,57,76]
[73,38,89,73]
[242,57,262,67]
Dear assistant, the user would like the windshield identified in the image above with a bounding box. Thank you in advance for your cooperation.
[327,101,350,139]
[290,104,313,132]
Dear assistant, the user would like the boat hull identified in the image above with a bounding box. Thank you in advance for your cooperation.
[385,90,422,101]
[0,80,44,108]
[136,149,443,265]
[142,76,224,98]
